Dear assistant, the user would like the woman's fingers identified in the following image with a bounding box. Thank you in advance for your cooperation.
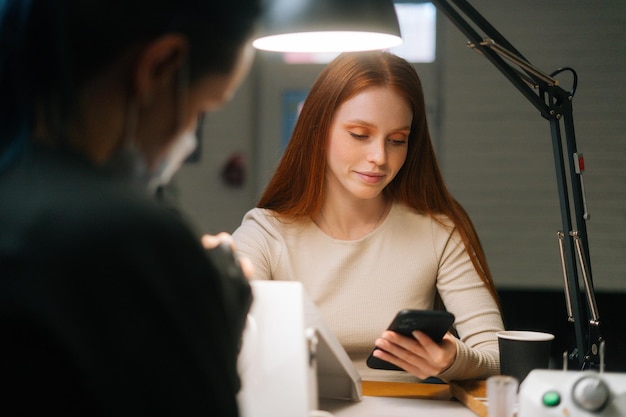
[201,232,233,249]
[373,330,457,379]
[237,255,255,279]
[372,343,435,379]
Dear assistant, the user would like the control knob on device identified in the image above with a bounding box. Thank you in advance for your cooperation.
[572,375,610,412]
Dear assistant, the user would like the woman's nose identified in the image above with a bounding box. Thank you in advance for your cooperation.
[366,139,387,165]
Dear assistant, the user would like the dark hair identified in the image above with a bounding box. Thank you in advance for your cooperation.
[258,51,500,308]
[0,0,261,169]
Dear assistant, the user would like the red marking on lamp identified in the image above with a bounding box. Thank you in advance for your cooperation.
[578,155,585,171]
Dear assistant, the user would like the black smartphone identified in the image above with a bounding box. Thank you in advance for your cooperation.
[366,309,455,371]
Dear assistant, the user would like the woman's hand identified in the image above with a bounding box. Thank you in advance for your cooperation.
[201,232,255,279]
[371,330,457,380]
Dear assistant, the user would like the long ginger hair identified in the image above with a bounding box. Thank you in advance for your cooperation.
[258,51,500,307]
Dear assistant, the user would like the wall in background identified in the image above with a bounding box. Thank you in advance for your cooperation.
[173,0,625,293]
[436,0,625,291]
[172,73,257,235]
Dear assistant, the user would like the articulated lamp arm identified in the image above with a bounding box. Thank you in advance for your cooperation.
[430,0,601,369]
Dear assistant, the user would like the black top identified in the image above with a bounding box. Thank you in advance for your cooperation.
[0,145,251,416]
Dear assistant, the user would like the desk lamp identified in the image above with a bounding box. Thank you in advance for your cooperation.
[252,0,602,370]
[253,0,402,53]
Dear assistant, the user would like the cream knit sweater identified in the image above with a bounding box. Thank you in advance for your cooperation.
[233,202,504,382]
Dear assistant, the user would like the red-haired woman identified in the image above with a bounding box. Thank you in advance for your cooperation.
[233,51,504,382]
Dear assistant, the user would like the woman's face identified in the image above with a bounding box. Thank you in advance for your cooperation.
[325,86,412,202]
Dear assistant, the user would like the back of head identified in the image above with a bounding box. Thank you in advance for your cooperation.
[0,0,262,170]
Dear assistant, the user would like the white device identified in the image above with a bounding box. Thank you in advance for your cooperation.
[236,281,362,417]
[518,369,626,416]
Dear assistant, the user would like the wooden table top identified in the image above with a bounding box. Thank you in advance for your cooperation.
[362,379,488,417]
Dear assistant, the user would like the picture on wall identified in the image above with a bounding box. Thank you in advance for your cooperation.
[281,90,309,150]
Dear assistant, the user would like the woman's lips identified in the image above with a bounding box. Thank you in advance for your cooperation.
[355,171,385,184]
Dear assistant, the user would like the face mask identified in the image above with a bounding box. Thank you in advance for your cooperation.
[107,62,196,193]
[147,130,198,191]
[103,130,197,193]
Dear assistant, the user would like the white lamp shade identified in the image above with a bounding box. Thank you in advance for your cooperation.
[253,0,403,53]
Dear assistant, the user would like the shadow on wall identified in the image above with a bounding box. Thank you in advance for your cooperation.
[497,289,626,373]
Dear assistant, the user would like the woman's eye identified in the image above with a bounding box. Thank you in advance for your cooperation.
[349,132,368,140]
[389,137,408,146]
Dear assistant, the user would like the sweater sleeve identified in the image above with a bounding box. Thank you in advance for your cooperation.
[433,222,504,381]
[232,208,281,281]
